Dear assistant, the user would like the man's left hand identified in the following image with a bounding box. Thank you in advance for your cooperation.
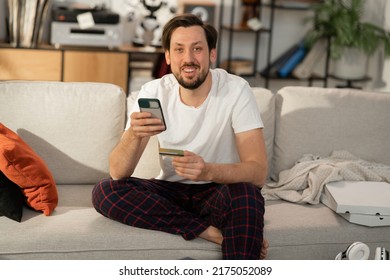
[171,151,209,181]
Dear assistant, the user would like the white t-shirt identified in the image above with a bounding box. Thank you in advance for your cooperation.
[129,68,264,183]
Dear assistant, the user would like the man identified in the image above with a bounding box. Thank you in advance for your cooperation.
[92,14,268,260]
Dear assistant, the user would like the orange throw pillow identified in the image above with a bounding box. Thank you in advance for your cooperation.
[0,123,58,216]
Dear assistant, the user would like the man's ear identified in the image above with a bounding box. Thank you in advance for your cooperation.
[165,50,171,65]
[210,48,217,63]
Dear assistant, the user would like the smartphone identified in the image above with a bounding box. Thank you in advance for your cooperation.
[159,148,184,157]
[138,98,166,130]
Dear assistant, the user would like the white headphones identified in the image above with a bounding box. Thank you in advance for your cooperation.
[336,242,389,260]
[335,242,370,260]
[375,247,390,260]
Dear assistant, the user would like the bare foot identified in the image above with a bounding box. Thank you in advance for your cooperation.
[199,226,269,259]
[260,239,269,260]
[198,225,223,245]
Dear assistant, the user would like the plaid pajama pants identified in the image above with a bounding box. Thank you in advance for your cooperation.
[92,177,265,259]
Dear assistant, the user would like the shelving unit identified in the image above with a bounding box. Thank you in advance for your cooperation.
[0,43,164,95]
[0,43,129,92]
[262,1,328,88]
[217,0,330,89]
[217,0,271,85]
[263,1,372,89]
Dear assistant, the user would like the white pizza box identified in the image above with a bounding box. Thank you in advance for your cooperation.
[320,181,390,227]
[338,212,390,227]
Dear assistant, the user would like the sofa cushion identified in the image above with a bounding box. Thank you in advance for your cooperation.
[0,81,126,184]
[0,171,24,222]
[252,87,275,178]
[0,123,57,216]
[126,92,161,179]
[272,86,390,179]
[0,184,221,260]
[264,200,390,260]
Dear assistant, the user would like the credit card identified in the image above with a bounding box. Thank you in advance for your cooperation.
[159,148,184,157]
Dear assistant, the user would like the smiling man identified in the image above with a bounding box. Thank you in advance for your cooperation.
[92,14,268,260]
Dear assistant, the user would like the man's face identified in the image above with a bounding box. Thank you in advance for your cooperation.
[165,26,216,90]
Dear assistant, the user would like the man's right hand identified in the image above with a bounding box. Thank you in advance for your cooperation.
[130,111,166,138]
[109,112,165,179]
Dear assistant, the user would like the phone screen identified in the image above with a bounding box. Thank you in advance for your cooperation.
[138,98,167,130]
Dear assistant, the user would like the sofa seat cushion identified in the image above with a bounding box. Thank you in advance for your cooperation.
[4,185,388,260]
[264,200,390,260]
[0,184,221,260]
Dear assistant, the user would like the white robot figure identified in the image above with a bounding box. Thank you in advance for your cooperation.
[125,0,178,47]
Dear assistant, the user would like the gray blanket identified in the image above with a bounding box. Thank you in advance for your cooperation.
[262,150,390,204]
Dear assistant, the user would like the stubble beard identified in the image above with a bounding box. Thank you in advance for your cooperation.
[174,64,209,90]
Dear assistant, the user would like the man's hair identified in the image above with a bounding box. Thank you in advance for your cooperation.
[162,13,218,52]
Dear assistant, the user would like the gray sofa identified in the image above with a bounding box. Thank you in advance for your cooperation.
[1,80,389,260]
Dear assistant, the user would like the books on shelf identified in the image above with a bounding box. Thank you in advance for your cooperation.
[261,38,327,79]
[7,0,52,48]
[221,59,254,76]
[277,42,306,78]
[260,42,301,78]
[293,38,327,79]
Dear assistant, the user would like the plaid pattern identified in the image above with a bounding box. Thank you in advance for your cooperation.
[92,177,265,259]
